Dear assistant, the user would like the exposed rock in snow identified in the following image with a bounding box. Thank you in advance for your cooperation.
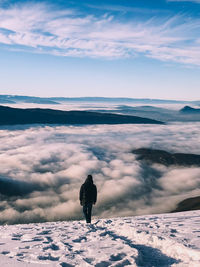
[0,210,200,266]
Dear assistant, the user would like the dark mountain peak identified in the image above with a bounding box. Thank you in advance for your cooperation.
[180,106,200,113]
[132,148,200,167]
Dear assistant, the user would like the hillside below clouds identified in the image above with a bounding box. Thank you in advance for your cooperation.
[173,196,200,212]
[132,148,200,167]
[132,148,200,213]
[0,105,163,125]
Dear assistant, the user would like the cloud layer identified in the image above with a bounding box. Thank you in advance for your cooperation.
[0,2,200,65]
[0,123,200,224]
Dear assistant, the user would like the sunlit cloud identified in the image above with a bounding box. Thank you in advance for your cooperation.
[0,2,200,65]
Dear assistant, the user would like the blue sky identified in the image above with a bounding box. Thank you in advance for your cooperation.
[0,0,200,99]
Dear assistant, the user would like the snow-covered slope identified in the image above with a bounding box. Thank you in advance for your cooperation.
[0,210,200,267]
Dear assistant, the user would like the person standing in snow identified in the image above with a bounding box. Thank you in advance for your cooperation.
[79,175,97,223]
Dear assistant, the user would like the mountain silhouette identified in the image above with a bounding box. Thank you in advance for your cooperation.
[132,148,200,167]
[173,196,200,212]
[0,105,164,125]
[180,106,200,113]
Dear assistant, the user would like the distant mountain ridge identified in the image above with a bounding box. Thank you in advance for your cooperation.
[0,94,200,105]
[0,105,163,125]
[0,95,59,104]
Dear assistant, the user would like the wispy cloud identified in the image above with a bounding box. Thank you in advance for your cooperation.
[87,4,167,15]
[167,0,200,3]
[0,2,200,65]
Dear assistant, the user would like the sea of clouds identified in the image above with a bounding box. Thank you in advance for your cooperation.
[0,122,200,224]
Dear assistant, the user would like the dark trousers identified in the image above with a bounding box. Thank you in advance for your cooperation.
[83,203,93,223]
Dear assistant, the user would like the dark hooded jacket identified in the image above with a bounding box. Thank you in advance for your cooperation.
[79,176,97,206]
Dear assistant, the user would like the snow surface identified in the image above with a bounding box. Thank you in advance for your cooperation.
[0,210,200,267]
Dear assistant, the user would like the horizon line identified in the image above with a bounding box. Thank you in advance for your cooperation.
[0,94,199,102]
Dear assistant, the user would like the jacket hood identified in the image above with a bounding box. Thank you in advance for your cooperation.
[84,175,93,184]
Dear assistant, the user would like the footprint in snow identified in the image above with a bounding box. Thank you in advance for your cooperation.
[84,257,95,264]
[43,243,60,251]
[72,236,87,242]
[16,252,26,259]
[19,246,30,249]
[95,260,110,267]
[37,230,52,235]
[109,252,126,261]
[45,236,53,242]
[1,251,10,255]
[38,253,59,261]
[21,227,33,230]
[12,233,23,240]
[105,219,112,224]
[62,242,73,250]
[31,237,44,242]
[149,217,158,221]
[170,234,176,237]
[60,262,75,267]
[170,229,178,233]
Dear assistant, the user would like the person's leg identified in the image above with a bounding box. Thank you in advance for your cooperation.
[83,203,93,223]
[83,205,88,223]
[87,203,93,223]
